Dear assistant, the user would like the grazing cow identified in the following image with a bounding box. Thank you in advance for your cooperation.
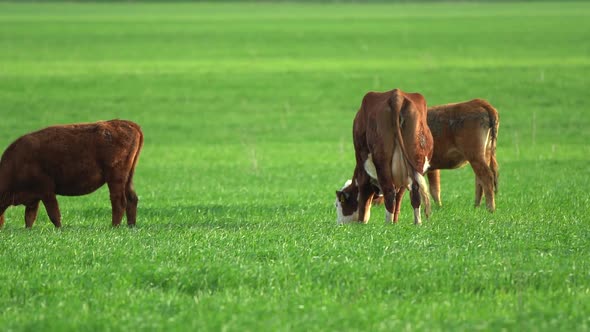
[0,120,143,228]
[426,99,499,211]
[335,89,433,225]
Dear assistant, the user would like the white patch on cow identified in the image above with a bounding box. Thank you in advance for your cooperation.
[423,156,430,173]
[415,171,428,192]
[342,179,352,188]
[413,208,422,225]
[364,154,378,181]
[385,209,394,224]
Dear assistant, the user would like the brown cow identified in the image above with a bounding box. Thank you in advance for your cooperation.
[0,119,143,228]
[335,89,433,225]
[426,99,499,211]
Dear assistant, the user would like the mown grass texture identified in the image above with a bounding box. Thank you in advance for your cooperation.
[0,2,589,331]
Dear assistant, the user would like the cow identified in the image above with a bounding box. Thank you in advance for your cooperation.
[335,88,433,225]
[0,119,143,228]
[426,99,499,212]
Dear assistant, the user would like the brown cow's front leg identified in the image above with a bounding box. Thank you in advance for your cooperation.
[357,183,374,224]
[427,170,441,206]
[410,182,422,225]
[355,169,375,223]
[42,195,62,228]
[25,200,40,228]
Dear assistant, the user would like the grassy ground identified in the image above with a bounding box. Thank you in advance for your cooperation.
[0,2,589,331]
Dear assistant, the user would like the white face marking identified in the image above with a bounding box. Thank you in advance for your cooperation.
[336,198,358,224]
[335,179,357,224]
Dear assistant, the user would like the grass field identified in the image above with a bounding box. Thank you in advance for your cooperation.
[1,2,589,331]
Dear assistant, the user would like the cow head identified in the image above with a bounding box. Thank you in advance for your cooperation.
[335,179,359,224]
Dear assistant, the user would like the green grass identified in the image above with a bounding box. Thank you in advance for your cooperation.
[1,2,589,331]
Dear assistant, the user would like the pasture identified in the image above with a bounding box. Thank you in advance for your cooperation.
[0,2,589,331]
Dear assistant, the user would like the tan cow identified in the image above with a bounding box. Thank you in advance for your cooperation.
[426,99,499,211]
[335,89,433,225]
[0,120,143,228]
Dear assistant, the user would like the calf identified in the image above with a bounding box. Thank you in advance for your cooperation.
[335,89,433,225]
[426,99,499,211]
[0,119,143,228]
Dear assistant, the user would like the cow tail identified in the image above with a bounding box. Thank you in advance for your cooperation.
[482,101,499,193]
[389,90,431,216]
[415,171,431,218]
[389,89,417,175]
[126,122,144,191]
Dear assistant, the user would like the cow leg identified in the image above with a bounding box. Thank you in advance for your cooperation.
[125,181,138,227]
[42,195,62,228]
[0,205,7,228]
[427,170,441,206]
[470,160,495,212]
[372,160,396,223]
[357,184,374,224]
[475,179,484,207]
[410,182,422,225]
[107,179,127,227]
[383,189,396,224]
[489,151,499,194]
[24,200,40,228]
[393,188,406,223]
[354,167,375,223]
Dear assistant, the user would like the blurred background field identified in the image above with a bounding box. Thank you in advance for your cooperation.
[0,2,589,331]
